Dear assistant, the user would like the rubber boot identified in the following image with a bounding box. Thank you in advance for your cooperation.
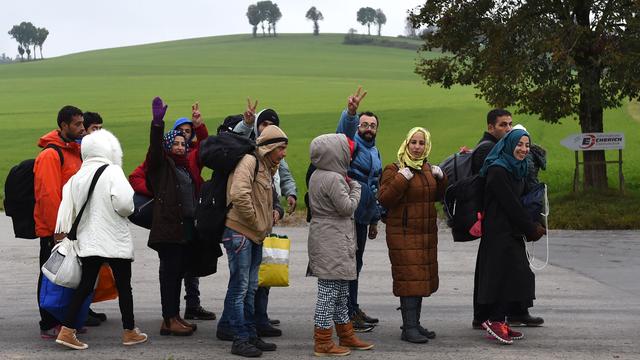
[335,322,374,350]
[313,327,351,357]
[400,297,429,343]
[416,297,436,339]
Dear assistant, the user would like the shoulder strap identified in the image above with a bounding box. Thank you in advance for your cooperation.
[67,164,109,240]
[44,144,64,166]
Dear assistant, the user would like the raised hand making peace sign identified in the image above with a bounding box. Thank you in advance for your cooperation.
[347,86,368,116]
[191,101,202,128]
[243,98,259,126]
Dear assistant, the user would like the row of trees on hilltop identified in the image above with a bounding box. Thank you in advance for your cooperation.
[8,21,49,61]
[246,1,283,37]
[246,4,387,37]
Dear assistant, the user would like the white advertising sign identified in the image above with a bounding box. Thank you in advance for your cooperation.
[560,133,625,151]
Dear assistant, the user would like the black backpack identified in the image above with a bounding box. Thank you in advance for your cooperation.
[195,132,258,244]
[442,173,485,242]
[439,140,493,185]
[4,144,64,239]
[303,163,317,222]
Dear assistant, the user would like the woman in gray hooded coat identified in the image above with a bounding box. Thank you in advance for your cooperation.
[307,133,374,356]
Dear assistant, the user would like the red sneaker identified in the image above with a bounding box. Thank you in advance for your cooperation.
[482,320,513,344]
[507,325,524,340]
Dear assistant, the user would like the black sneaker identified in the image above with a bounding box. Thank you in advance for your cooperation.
[84,314,101,327]
[249,337,277,351]
[217,327,235,341]
[256,324,282,337]
[351,314,375,333]
[268,318,280,326]
[507,313,544,327]
[231,340,262,357]
[88,309,107,322]
[184,306,216,320]
[357,309,379,324]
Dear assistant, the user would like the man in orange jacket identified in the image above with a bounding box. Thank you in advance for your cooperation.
[34,105,85,339]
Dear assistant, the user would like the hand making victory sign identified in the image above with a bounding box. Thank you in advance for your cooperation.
[191,101,203,128]
[347,86,367,116]
[243,98,259,126]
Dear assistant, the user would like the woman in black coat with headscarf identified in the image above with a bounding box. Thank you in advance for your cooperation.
[476,128,546,345]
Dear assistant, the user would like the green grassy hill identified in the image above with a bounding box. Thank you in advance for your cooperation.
[1,34,638,228]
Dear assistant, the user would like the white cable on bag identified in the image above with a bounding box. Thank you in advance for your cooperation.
[525,184,549,271]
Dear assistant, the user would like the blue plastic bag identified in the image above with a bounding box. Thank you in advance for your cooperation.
[39,276,92,329]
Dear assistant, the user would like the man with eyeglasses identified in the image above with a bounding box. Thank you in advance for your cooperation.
[335,86,382,332]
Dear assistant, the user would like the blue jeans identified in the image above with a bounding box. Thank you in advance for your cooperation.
[254,286,270,327]
[348,223,368,317]
[220,228,262,342]
[183,276,200,309]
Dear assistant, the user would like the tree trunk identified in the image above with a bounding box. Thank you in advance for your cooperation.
[314,22,319,35]
[252,26,257,38]
[367,24,371,35]
[574,0,608,189]
[378,24,381,36]
[273,23,277,37]
[39,46,43,59]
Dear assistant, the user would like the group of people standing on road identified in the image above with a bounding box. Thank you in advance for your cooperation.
[27,85,547,357]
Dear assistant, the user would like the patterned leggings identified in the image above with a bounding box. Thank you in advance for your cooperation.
[314,279,350,329]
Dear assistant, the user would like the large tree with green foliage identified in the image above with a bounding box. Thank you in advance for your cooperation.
[410,0,640,189]
[374,9,387,36]
[357,7,376,35]
[306,6,324,36]
[247,4,261,38]
[8,22,48,61]
[265,2,282,37]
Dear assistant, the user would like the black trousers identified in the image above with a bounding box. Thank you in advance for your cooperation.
[157,244,189,319]
[38,237,60,330]
[63,256,135,330]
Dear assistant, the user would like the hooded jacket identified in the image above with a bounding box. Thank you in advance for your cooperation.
[225,125,288,244]
[33,130,83,237]
[233,110,298,199]
[336,109,382,225]
[55,130,135,259]
[307,134,361,280]
[129,122,208,197]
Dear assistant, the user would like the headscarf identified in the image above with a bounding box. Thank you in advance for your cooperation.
[163,130,190,168]
[479,128,530,179]
[397,127,432,170]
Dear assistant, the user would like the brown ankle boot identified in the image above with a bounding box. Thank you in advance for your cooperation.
[55,326,88,350]
[335,322,374,350]
[123,327,148,346]
[314,327,351,357]
[160,317,194,336]
[176,314,198,331]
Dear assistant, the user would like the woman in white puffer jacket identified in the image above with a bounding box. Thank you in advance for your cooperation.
[54,129,147,350]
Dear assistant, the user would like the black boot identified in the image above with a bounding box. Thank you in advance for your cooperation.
[416,297,436,339]
[399,297,429,344]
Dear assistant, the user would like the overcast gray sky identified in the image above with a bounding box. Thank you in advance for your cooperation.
[2,1,424,58]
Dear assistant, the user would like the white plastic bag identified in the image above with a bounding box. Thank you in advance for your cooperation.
[41,239,82,289]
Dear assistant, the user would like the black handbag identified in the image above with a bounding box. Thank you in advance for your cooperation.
[128,193,154,229]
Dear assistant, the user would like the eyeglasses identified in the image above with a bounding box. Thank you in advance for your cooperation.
[358,123,377,130]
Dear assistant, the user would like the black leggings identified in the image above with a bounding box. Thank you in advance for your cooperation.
[157,244,189,319]
[63,256,135,330]
[38,237,59,330]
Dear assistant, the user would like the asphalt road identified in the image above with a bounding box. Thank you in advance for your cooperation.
[0,214,638,359]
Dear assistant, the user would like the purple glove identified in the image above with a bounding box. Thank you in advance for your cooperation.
[152,96,168,125]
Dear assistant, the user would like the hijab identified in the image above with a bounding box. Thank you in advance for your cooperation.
[163,130,190,168]
[479,128,530,179]
[397,127,432,170]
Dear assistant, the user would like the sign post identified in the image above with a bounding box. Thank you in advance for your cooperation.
[560,133,625,192]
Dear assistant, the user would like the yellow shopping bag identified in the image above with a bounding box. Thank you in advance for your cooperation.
[259,234,290,287]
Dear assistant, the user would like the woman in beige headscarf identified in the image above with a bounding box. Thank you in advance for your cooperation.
[378,127,447,344]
